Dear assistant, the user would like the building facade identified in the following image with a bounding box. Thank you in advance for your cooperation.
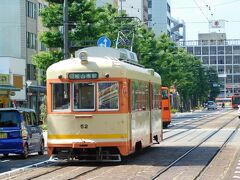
[178,33,240,98]
[0,0,47,112]
[148,0,171,36]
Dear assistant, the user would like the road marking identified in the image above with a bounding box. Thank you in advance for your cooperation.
[233,176,240,179]
[0,160,10,163]
[235,171,240,174]
[236,167,240,169]
[0,159,51,177]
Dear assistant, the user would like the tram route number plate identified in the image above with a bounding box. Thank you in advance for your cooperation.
[0,132,7,139]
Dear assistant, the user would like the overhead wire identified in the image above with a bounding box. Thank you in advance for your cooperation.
[193,0,209,22]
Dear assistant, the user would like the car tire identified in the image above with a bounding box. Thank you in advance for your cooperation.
[38,140,44,155]
[21,144,29,159]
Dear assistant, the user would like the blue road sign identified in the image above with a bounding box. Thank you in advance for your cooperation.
[97,36,111,47]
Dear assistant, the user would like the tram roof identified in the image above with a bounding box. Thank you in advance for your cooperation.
[47,47,161,83]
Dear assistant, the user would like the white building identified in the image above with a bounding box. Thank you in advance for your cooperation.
[96,0,148,23]
[148,0,171,36]
[0,0,47,110]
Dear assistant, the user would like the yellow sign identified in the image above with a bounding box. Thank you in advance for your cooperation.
[0,74,9,85]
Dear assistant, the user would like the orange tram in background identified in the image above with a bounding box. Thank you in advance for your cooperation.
[161,87,171,127]
[231,94,240,109]
[46,47,163,162]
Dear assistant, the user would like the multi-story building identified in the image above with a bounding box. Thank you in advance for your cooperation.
[0,0,47,112]
[97,0,148,23]
[178,32,240,98]
[148,0,171,36]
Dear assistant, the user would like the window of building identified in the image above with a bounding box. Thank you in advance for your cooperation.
[148,0,152,8]
[187,47,193,54]
[225,46,232,54]
[202,47,209,55]
[233,65,240,73]
[73,83,95,111]
[217,46,224,54]
[27,64,36,80]
[27,1,36,19]
[226,65,233,74]
[167,17,171,26]
[210,46,216,54]
[27,32,37,49]
[148,14,152,21]
[226,75,232,83]
[52,83,70,111]
[218,56,224,64]
[98,82,119,110]
[233,46,240,54]
[218,65,224,74]
[233,55,240,64]
[234,75,240,83]
[40,42,46,51]
[194,47,201,55]
[210,56,217,64]
[202,56,209,64]
[38,3,46,14]
[167,3,171,14]
[226,56,232,64]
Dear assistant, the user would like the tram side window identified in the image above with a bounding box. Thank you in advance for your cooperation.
[73,83,95,110]
[98,82,119,110]
[52,83,70,110]
[152,84,161,109]
[132,80,149,111]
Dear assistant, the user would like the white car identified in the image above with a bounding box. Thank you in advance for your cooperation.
[207,101,217,110]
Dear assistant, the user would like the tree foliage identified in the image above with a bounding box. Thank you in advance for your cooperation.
[34,0,220,111]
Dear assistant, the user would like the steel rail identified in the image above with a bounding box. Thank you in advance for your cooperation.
[151,114,237,179]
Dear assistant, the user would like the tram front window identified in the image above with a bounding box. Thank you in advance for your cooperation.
[162,90,168,100]
[52,83,70,110]
[98,82,119,110]
[73,83,95,111]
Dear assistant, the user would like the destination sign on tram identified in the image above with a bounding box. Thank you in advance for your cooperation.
[68,72,98,80]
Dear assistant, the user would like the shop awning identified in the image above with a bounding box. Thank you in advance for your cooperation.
[28,85,46,93]
[0,85,21,91]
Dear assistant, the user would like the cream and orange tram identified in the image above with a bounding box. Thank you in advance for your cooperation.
[46,47,163,161]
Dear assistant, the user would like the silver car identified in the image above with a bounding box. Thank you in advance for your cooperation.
[207,101,217,110]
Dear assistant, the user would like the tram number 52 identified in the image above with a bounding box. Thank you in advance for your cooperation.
[80,124,88,129]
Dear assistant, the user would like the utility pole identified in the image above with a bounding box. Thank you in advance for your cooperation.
[63,0,69,59]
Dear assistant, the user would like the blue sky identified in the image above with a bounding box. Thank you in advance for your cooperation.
[171,0,240,40]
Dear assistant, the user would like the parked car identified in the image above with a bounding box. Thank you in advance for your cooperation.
[0,108,44,158]
[207,101,217,110]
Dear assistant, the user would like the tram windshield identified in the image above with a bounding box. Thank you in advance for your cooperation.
[162,89,168,100]
[52,83,70,110]
[73,83,95,111]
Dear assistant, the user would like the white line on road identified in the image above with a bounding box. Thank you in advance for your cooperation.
[0,159,51,177]
[0,160,10,163]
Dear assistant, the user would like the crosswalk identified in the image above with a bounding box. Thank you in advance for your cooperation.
[233,160,240,179]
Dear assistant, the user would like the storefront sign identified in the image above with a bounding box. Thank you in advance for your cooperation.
[0,74,9,85]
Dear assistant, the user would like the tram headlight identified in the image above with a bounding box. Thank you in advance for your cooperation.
[78,51,88,63]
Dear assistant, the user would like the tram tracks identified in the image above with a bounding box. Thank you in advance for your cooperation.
[151,112,240,179]
[163,110,234,141]
[1,111,238,180]
[0,162,103,180]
